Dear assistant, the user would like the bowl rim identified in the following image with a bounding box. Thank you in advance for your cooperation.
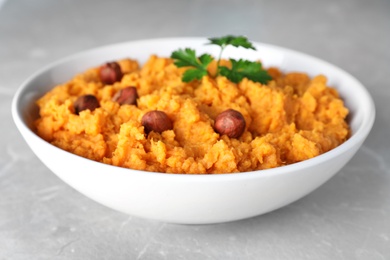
[11,37,376,181]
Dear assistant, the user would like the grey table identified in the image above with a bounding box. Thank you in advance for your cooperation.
[1,0,389,259]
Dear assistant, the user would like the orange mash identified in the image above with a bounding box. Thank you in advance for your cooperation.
[35,56,350,173]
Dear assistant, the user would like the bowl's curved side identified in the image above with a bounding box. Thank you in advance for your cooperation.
[12,121,365,224]
[11,38,375,224]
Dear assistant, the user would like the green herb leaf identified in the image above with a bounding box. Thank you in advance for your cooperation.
[198,53,213,67]
[181,68,205,82]
[219,59,272,84]
[171,35,271,84]
[171,48,213,82]
[208,35,256,50]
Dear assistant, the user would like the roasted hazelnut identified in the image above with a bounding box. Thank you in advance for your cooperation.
[99,62,123,85]
[112,86,138,106]
[74,94,100,115]
[214,109,246,138]
[141,110,173,134]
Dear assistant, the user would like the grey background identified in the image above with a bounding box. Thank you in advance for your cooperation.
[1,0,389,259]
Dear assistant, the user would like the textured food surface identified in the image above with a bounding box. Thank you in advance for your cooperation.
[35,56,349,173]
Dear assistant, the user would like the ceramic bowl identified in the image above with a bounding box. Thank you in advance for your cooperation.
[12,38,375,224]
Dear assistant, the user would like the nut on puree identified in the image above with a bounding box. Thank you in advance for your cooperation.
[35,56,350,174]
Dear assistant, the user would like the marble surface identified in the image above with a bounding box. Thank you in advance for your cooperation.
[1,0,389,259]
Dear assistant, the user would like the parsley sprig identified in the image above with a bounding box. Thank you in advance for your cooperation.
[171,48,213,82]
[171,35,271,84]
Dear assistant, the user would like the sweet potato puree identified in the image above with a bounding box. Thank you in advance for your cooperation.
[35,56,350,174]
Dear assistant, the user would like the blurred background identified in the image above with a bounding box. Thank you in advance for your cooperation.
[1,0,389,259]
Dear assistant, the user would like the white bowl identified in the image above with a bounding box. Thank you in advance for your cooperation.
[12,38,375,224]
